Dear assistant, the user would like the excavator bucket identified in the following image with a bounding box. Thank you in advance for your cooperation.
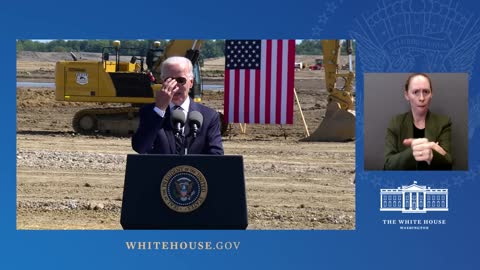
[302,102,355,142]
[300,39,356,142]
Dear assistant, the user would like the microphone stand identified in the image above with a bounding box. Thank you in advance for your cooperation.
[183,133,188,155]
[185,111,203,155]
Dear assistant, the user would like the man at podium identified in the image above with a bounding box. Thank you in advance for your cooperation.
[132,56,224,155]
[124,57,247,229]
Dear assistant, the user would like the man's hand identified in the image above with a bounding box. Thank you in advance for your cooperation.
[155,78,179,111]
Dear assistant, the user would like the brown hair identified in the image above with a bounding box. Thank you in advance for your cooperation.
[404,73,433,92]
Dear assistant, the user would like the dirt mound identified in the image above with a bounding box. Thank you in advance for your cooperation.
[17,51,101,62]
[16,88,101,109]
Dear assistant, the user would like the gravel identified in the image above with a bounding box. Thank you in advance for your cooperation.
[16,150,126,172]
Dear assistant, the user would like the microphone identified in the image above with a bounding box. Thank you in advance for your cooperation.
[188,111,203,138]
[170,109,186,137]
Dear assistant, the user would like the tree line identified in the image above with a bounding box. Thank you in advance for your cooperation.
[16,39,355,58]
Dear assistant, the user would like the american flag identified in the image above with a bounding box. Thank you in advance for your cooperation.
[224,40,295,124]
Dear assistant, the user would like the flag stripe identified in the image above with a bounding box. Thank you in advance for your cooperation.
[254,69,261,123]
[234,69,240,123]
[280,40,288,124]
[286,40,295,124]
[276,40,284,124]
[260,41,267,124]
[244,70,250,123]
[224,69,231,124]
[248,70,255,123]
[270,40,278,124]
[265,40,272,124]
[238,70,245,123]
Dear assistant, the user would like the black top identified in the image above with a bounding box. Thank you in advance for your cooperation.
[413,124,428,170]
[413,124,425,138]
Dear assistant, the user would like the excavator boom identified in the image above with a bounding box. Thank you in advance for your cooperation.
[302,40,355,142]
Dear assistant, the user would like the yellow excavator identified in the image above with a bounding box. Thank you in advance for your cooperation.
[302,40,355,142]
[55,40,203,135]
[56,39,354,139]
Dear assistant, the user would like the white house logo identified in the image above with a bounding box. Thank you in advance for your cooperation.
[380,181,448,213]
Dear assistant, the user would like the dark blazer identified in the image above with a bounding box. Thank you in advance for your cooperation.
[132,100,224,155]
[384,111,452,170]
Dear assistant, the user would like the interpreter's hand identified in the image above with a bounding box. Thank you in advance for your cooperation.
[155,78,179,111]
[431,142,447,156]
[403,138,436,165]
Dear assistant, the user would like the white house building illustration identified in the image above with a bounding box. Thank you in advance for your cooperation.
[380,181,448,213]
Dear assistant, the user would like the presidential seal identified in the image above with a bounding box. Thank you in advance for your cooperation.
[160,165,208,213]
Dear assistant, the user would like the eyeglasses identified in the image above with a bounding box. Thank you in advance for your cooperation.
[165,77,188,85]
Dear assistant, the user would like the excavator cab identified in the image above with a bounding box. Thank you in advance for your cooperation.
[146,41,164,71]
[101,41,144,73]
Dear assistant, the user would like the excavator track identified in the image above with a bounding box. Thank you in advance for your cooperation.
[73,107,229,136]
[72,107,140,136]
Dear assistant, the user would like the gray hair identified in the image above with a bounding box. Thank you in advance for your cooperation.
[160,56,194,79]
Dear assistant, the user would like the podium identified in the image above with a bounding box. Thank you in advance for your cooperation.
[120,154,248,229]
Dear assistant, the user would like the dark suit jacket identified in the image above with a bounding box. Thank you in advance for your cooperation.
[384,110,452,170]
[132,100,224,155]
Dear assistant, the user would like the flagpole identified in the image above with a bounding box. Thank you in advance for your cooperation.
[294,88,310,137]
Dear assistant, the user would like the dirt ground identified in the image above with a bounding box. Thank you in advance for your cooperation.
[16,52,355,230]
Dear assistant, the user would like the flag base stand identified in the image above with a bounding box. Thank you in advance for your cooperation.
[294,88,310,138]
